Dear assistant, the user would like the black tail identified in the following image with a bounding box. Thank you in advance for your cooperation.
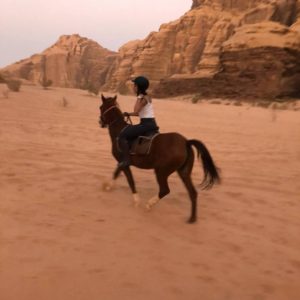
[187,139,221,190]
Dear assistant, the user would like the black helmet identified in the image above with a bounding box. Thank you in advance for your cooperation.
[131,76,149,91]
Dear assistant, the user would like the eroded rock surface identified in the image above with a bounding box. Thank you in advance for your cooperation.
[2,34,117,89]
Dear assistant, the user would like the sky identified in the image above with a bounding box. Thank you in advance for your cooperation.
[0,0,191,68]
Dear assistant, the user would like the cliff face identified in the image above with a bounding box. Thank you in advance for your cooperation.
[1,34,118,89]
[103,8,220,92]
[192,0,287,11]
[2,1,300,99]
[103,0,300,98]
[103,7,224,91]
[153,21,300,98]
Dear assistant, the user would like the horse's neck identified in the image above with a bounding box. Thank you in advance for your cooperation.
[108,121,127,140]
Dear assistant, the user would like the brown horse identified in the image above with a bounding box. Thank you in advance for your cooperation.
[99,94,220,223]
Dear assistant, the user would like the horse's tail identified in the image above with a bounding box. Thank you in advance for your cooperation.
[187,139,221,190]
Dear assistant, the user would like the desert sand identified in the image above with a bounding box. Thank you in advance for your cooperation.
[0,85,300,300]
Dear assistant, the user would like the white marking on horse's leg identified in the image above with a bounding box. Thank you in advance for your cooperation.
[146,196,160,211]
[133,193,140,208]
[102,180,115,192]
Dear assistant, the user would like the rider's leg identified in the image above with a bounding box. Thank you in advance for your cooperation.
[117,122,155,168]
[118,136,130,168]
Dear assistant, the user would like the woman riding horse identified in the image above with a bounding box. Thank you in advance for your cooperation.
[99,93,220,223]
[118,76,159,168]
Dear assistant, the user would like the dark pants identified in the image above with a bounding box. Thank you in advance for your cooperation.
[118,118,158,164]
[119,118,159,141]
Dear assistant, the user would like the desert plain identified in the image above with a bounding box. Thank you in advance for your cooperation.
[0,85,300,300]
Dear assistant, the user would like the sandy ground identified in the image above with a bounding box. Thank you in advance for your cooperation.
[0,85,300,300]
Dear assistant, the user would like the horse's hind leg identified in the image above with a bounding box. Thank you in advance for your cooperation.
[177,169,198,223]
[123,166,140,207]
[146,169,171,210]
[177,147,198,223]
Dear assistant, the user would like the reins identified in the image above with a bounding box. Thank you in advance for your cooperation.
[102,105,132,126]
[124,115,132,125]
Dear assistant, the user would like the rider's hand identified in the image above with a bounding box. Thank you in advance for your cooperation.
[123,112,130,117]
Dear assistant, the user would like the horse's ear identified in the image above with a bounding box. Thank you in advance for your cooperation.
[101,94,106,102]
[112,95,117,102]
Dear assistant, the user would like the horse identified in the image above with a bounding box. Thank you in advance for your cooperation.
[99,94,220,223]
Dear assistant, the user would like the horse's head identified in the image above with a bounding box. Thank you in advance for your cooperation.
[99,94,120,128]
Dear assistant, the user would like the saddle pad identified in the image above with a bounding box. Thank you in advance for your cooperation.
[130,133,160,155]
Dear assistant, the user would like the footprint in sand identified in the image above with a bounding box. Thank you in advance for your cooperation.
[225,191,243,198]
[195,274,216,283]
[4,172,16,177]
[191,262,210,271]
[168,286,184,295]
[260,283,275,295]
[289,260,300,272]
[120,281,139,289]
[88,268,105,274]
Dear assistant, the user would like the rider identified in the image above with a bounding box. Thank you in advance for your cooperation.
[118,76,159,168]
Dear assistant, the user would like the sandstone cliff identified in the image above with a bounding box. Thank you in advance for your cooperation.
[104,0,300,99]
[154,21,300,98]
[2,0,300,99]
[1,34,118,89]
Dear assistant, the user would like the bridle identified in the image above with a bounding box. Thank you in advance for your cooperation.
[101,105,120,126]
[103,105,118,116]
[100,105,132,127]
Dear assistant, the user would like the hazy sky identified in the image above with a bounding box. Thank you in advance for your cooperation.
[0,0,191,68]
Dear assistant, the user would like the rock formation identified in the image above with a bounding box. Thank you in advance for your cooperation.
[154,21,300,98]
[104,0,300,98]
[103,7,224,92]
[2,0,300,99]
[1,34,118,90]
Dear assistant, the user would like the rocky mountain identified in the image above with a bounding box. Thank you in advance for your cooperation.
[2,0,300,99]
[104,0,300,98]
[1,34,118,90]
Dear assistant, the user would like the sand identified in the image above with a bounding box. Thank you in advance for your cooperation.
[0,85,300,300]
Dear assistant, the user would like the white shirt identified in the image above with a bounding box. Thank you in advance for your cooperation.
[138,95,155,118]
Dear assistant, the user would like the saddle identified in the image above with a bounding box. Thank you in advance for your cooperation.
[129,132,160,155]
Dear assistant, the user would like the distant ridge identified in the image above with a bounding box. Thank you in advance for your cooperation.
[2,0,300,99]
[1,34,118,90]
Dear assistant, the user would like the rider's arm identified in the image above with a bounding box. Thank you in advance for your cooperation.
[127,96,147,116]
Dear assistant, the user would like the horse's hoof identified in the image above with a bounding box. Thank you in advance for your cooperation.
[145,196,159,211]
[187,217,197,224]
[102,181,113,192]
[145,202,155,211]
[133,194,140,208]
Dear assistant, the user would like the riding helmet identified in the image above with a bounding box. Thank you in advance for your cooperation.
[131,76,149,91]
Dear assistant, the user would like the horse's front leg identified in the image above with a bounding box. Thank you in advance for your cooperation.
[102,166,121,191]
[146,169,171,210]
[122,166,140,207]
